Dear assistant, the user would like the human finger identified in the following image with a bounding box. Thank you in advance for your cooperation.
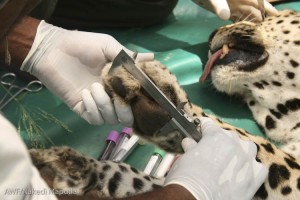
[90,82,119,125]
[114,99,134,127]
[240,140,258,159]
[211,0,231,20]
[80,89,104,125]
[200,117,226,137]
[181,138,198,152]
[122,48,154,62]
[230,6,262,22]
[104,35,154,62]
[264,1,278,16]
[251,160,269,187]
[223,130,240,141]
[135,52,154,62]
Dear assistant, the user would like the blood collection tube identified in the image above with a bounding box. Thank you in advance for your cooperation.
[98,130,119,160]
[143,149,165,176]
[109,127,132,160]
[112,135,139,162]
[153,153,176,178]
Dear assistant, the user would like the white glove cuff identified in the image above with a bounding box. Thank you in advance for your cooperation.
[21,21,64,73]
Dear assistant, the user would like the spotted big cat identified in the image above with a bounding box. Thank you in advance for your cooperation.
[30,9,300,200]
[201,10,300,158]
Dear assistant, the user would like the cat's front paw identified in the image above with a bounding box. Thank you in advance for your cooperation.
[102,60,190,153]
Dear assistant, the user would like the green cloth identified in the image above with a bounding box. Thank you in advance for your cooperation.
[1,0,299,170]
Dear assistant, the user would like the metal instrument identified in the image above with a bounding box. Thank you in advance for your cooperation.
[0,73,43,109]
[257,0,266,21]
[110,50,202,142]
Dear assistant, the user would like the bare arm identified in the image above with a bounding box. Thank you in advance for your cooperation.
[57,184,196,200]
[0,0,40,79]
[1,16,40,67]
[0,0,40,57]
[0,0,39,40]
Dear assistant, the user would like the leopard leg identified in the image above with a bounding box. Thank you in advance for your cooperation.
[30,146,164,198]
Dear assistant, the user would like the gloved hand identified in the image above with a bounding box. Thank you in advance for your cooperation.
[21,21,154,126]
[165,117,268,200]
[192,0,278,22]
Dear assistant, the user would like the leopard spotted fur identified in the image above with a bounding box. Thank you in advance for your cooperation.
[203,10,300,158]
[31,56,300,200]
[30,9,300,200]
[30,147,164,198]
[101,58,300,200]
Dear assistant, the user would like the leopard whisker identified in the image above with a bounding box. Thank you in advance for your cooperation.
[228,81,232,94]
[236,15,243,22]
[227,77,235,94]
[242,13,253,22]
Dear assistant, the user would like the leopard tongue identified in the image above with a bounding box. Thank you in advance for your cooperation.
[199,48,223,83]
[200,43,231,83]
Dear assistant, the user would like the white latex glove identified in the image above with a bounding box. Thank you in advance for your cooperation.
[0,114,57,200]
[21,20,154,126]
[192,0,278,22]
[165,117,268,200]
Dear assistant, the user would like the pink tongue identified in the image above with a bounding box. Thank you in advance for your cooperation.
[199,49,223,83]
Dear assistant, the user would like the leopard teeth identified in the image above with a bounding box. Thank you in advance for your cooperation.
[220,44,229,59]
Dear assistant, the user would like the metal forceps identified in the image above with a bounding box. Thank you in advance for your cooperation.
[257,0,266,21]
[0,73,43,110]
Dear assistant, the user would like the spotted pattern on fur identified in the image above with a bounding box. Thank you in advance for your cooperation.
[30,147,163,198]
[101,54,300,199]
[205,10,300,159]
[30,9,300,200]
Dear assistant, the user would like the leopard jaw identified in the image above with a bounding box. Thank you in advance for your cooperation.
[200,40,269,84]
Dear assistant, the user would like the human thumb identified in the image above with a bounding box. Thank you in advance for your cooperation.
[104,35,154,62]
[181,138,197,152]
[135,52,154,62]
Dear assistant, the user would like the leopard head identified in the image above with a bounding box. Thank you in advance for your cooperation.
[201,10,300,155]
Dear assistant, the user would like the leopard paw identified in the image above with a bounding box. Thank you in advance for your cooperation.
[102,60,194,153]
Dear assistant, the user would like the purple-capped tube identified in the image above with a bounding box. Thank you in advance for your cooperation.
[98,130,119,160]
[109,127,132,160]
